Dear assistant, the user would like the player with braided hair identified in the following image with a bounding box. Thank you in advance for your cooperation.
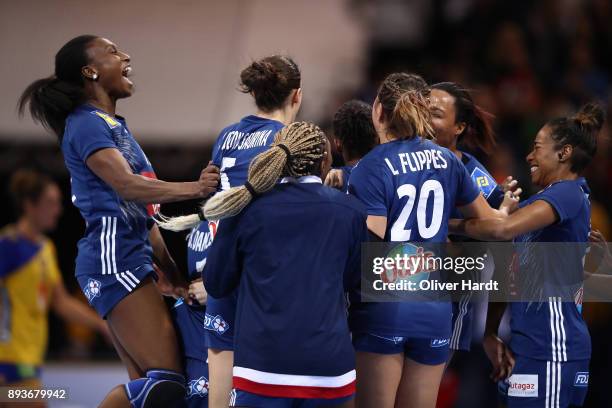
[158,55,303,408]
[204,121,367,408]
[203,121,327,220]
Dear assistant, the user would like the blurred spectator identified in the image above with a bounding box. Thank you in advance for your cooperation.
[0,169,110,389]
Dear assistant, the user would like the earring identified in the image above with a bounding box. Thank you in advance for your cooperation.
[92,73,98,81]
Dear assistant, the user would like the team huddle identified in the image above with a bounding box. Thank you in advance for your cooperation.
[17,35,605,408]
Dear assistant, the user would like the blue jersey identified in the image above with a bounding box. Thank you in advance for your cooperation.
[450,151,503,350]
[205,115,285,352]
[347,137,481,338]
[212,115,284,190]
[451,151,504,218]
[510,178,591,362]
[61,104,158,278]
[186,221,216,281]
[205,178,368,399]
[337,165,354,193]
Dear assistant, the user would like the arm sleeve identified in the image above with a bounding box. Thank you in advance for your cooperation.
[454,156,481,207]
[203,215,242,297]
[468,164,504,207]
[344,212,369,291]
[0,239,16,279]
[486,185,505,209]
[535,182,584,223]
[347,159,389,216]
[68,114,118,161]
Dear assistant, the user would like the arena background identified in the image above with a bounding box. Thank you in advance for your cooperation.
[1,0,610,406]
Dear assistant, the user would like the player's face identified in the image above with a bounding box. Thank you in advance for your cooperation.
[526,125,561,187]
[28,184,63,232]
[430,89,463,148]
[85,37,133,99]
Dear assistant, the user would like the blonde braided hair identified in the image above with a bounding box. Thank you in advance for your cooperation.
[156,121,326,231]
[203,121,326,220]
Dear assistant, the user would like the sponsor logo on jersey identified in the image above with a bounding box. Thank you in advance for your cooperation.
[430,338,450,348]
[93,111,120,129]
[470,167,496,198]
[187,376,209,398]
[204,313,229,334]
[507,374,538,397]
[574,372,589,387]
[84,278,102,302]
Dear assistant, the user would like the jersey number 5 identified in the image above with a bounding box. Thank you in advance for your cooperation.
[220,157,236,191]
[390,180,444,241]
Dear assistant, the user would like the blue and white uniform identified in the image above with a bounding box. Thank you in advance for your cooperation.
[450,151,504,351]
[61,104,159,318]
[172,220,216,407]
[205,177,368,406]
[499,178,591,408]
[205,115,284,350]
[347,137,481,365]
[336,164,354,193]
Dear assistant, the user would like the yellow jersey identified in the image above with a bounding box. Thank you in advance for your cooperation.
[0,226,61,366]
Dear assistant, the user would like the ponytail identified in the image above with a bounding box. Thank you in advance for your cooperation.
[389,90,434,140]
[18,76,86,138]
[156,121,326,230]
[376,72,432,140]
[18,35,97,140]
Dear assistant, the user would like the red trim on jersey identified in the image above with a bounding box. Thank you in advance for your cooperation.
[233,376,355,399]
[140,171,160,216]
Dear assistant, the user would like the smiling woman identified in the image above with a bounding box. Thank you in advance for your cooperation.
[17,35,220,408]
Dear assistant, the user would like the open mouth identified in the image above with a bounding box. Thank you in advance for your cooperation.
[530,165,538,174]
[122,65,132,77]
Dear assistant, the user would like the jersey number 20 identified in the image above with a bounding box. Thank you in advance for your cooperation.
[390,180,444,241]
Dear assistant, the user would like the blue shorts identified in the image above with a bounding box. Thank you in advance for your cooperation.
[352,332,449,365]
[77,264,154,318]
[184,357,209,408]
[450,297,474,351]
[204,293,236,351]
[498,355,589,408]
[172,299,209,408]
[230,389,354,408]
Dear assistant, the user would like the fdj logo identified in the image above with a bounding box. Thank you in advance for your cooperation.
[84,279,102,301]
[476,176,490,187]
[470,167,495,197]
[204,313,229,334]
[574,372,589,387]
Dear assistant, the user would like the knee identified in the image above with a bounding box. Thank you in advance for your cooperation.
[125,369,186,408]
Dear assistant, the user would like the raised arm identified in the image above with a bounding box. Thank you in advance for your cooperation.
[86,149,219,204]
